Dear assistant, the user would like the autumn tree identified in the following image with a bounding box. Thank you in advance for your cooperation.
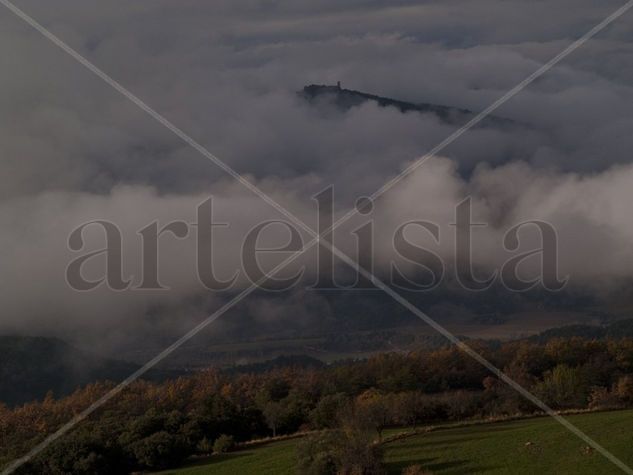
[354,390,393,441]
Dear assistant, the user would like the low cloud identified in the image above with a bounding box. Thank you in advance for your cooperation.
[2,0,633,348]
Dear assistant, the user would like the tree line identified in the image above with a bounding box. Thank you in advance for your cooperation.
[2,336,633,473]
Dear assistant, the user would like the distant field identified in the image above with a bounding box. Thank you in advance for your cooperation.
[384,410,633,474]
[160,409,633,474]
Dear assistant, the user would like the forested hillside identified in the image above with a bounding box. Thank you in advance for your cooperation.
[4,336,633,473]
[0,336,174,406]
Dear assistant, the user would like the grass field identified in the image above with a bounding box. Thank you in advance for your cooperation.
[160,409,633,474]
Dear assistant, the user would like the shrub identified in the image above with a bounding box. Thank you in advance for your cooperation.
[615,375,633,404]
[440,390,482,420]
[534,365,588,409]
[197,436,213,454]
[213,434,235,454]
[588,386,621,410]
[296,431,340,475]
[310,393,349,429]
[129,431,188,470]
[296,428,384,475]
[392,392,432,428]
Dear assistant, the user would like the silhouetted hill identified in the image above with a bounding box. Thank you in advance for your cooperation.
[224,354,326,375]
[605,319,633,338]
[529,324,605,342]
[301,84,513,127]
[0,336,177,406]
[529,318,633,343]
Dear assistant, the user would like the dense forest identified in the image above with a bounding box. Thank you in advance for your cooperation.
[3,334,633,474]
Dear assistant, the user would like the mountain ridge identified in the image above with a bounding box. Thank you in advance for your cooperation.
[300,83,513,127]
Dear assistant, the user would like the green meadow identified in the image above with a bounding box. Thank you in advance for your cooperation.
[161,409,633,474]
